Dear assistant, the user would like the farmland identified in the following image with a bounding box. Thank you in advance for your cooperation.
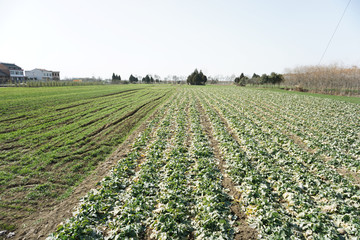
[1,85,360,239]
[0,85,173,235]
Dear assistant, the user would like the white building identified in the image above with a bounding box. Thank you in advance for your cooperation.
[25,69,60,81]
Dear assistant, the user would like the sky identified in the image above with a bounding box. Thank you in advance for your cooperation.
[0,0,359,79]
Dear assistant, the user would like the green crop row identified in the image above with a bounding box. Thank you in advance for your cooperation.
[197,87,360,239]
[49,91,182,239]
[204,87,359,171]
[0,85,174,232]
[48,89,242,239]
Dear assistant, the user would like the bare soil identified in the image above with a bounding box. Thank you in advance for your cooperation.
[337,168,360,185]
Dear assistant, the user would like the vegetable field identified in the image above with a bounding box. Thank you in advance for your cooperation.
[0,85,173,234]
[1,85,359,239]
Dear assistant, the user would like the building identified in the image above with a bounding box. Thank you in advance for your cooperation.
[25,69,60,81]
[52,71,60,80]
[0,70,10,84]
[0,62,25,83]
[0,64,10,84]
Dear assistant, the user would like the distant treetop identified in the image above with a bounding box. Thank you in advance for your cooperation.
[129,74,139,83]
[112,73,121,83]
[142,75,154,84]
[187,69,207,85]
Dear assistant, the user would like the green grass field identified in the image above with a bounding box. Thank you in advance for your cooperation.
[0,85,174,231]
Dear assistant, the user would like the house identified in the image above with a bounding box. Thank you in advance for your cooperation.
[25,69,60,81]
[52,71,60,80]
[0,64,10,84]
[0,70,10,84]
[0,62,25,83]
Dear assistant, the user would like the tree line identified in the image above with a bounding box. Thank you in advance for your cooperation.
[111,69,209,85]
[283,64,360,95]
[111,70,285,87]
[112,73,161,84]
[234,72,283,86]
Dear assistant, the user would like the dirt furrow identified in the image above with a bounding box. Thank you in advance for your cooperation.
[90,88,143,99]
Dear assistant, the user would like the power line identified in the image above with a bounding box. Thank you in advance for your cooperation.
[318,0,352,65]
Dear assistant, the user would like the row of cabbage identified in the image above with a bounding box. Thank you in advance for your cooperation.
[187,97,236,239]
[140,93,236,239]
[206,87,360,172]
[197,89,360,239]
[49,90,238,239]
[105,91,187,239]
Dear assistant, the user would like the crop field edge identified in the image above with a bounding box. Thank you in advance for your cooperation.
[2,85,360,239]
[0,85,176,238]
[245,86,360,104]
[11,88,176,239]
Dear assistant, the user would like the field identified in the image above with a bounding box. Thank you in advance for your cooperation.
[0,85,173,235]
[1,85,360,239]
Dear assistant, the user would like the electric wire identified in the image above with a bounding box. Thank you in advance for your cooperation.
[318,0,352,65]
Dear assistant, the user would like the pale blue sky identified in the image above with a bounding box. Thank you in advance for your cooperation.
[1,0,359,79]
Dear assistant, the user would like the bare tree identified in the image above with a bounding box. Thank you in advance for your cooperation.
[284,64,360,96]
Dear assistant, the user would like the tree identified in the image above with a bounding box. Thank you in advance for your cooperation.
[187,69,207,85]
[129,74,138,83]
[257,72,283,85]
[252,73,260,79]
[112,73,121,83]
[239,77,248,86]
[259,74,267,84]
[234,73,248,86]
[142,74,154,84]
[269,72,283,84]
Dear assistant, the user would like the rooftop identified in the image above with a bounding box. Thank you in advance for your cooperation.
[30,68,59,72]
[0,62,23,70]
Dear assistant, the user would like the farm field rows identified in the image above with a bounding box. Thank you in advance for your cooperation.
[0,85,174,233]
[0,85,359,239]
[45,86,360,240]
